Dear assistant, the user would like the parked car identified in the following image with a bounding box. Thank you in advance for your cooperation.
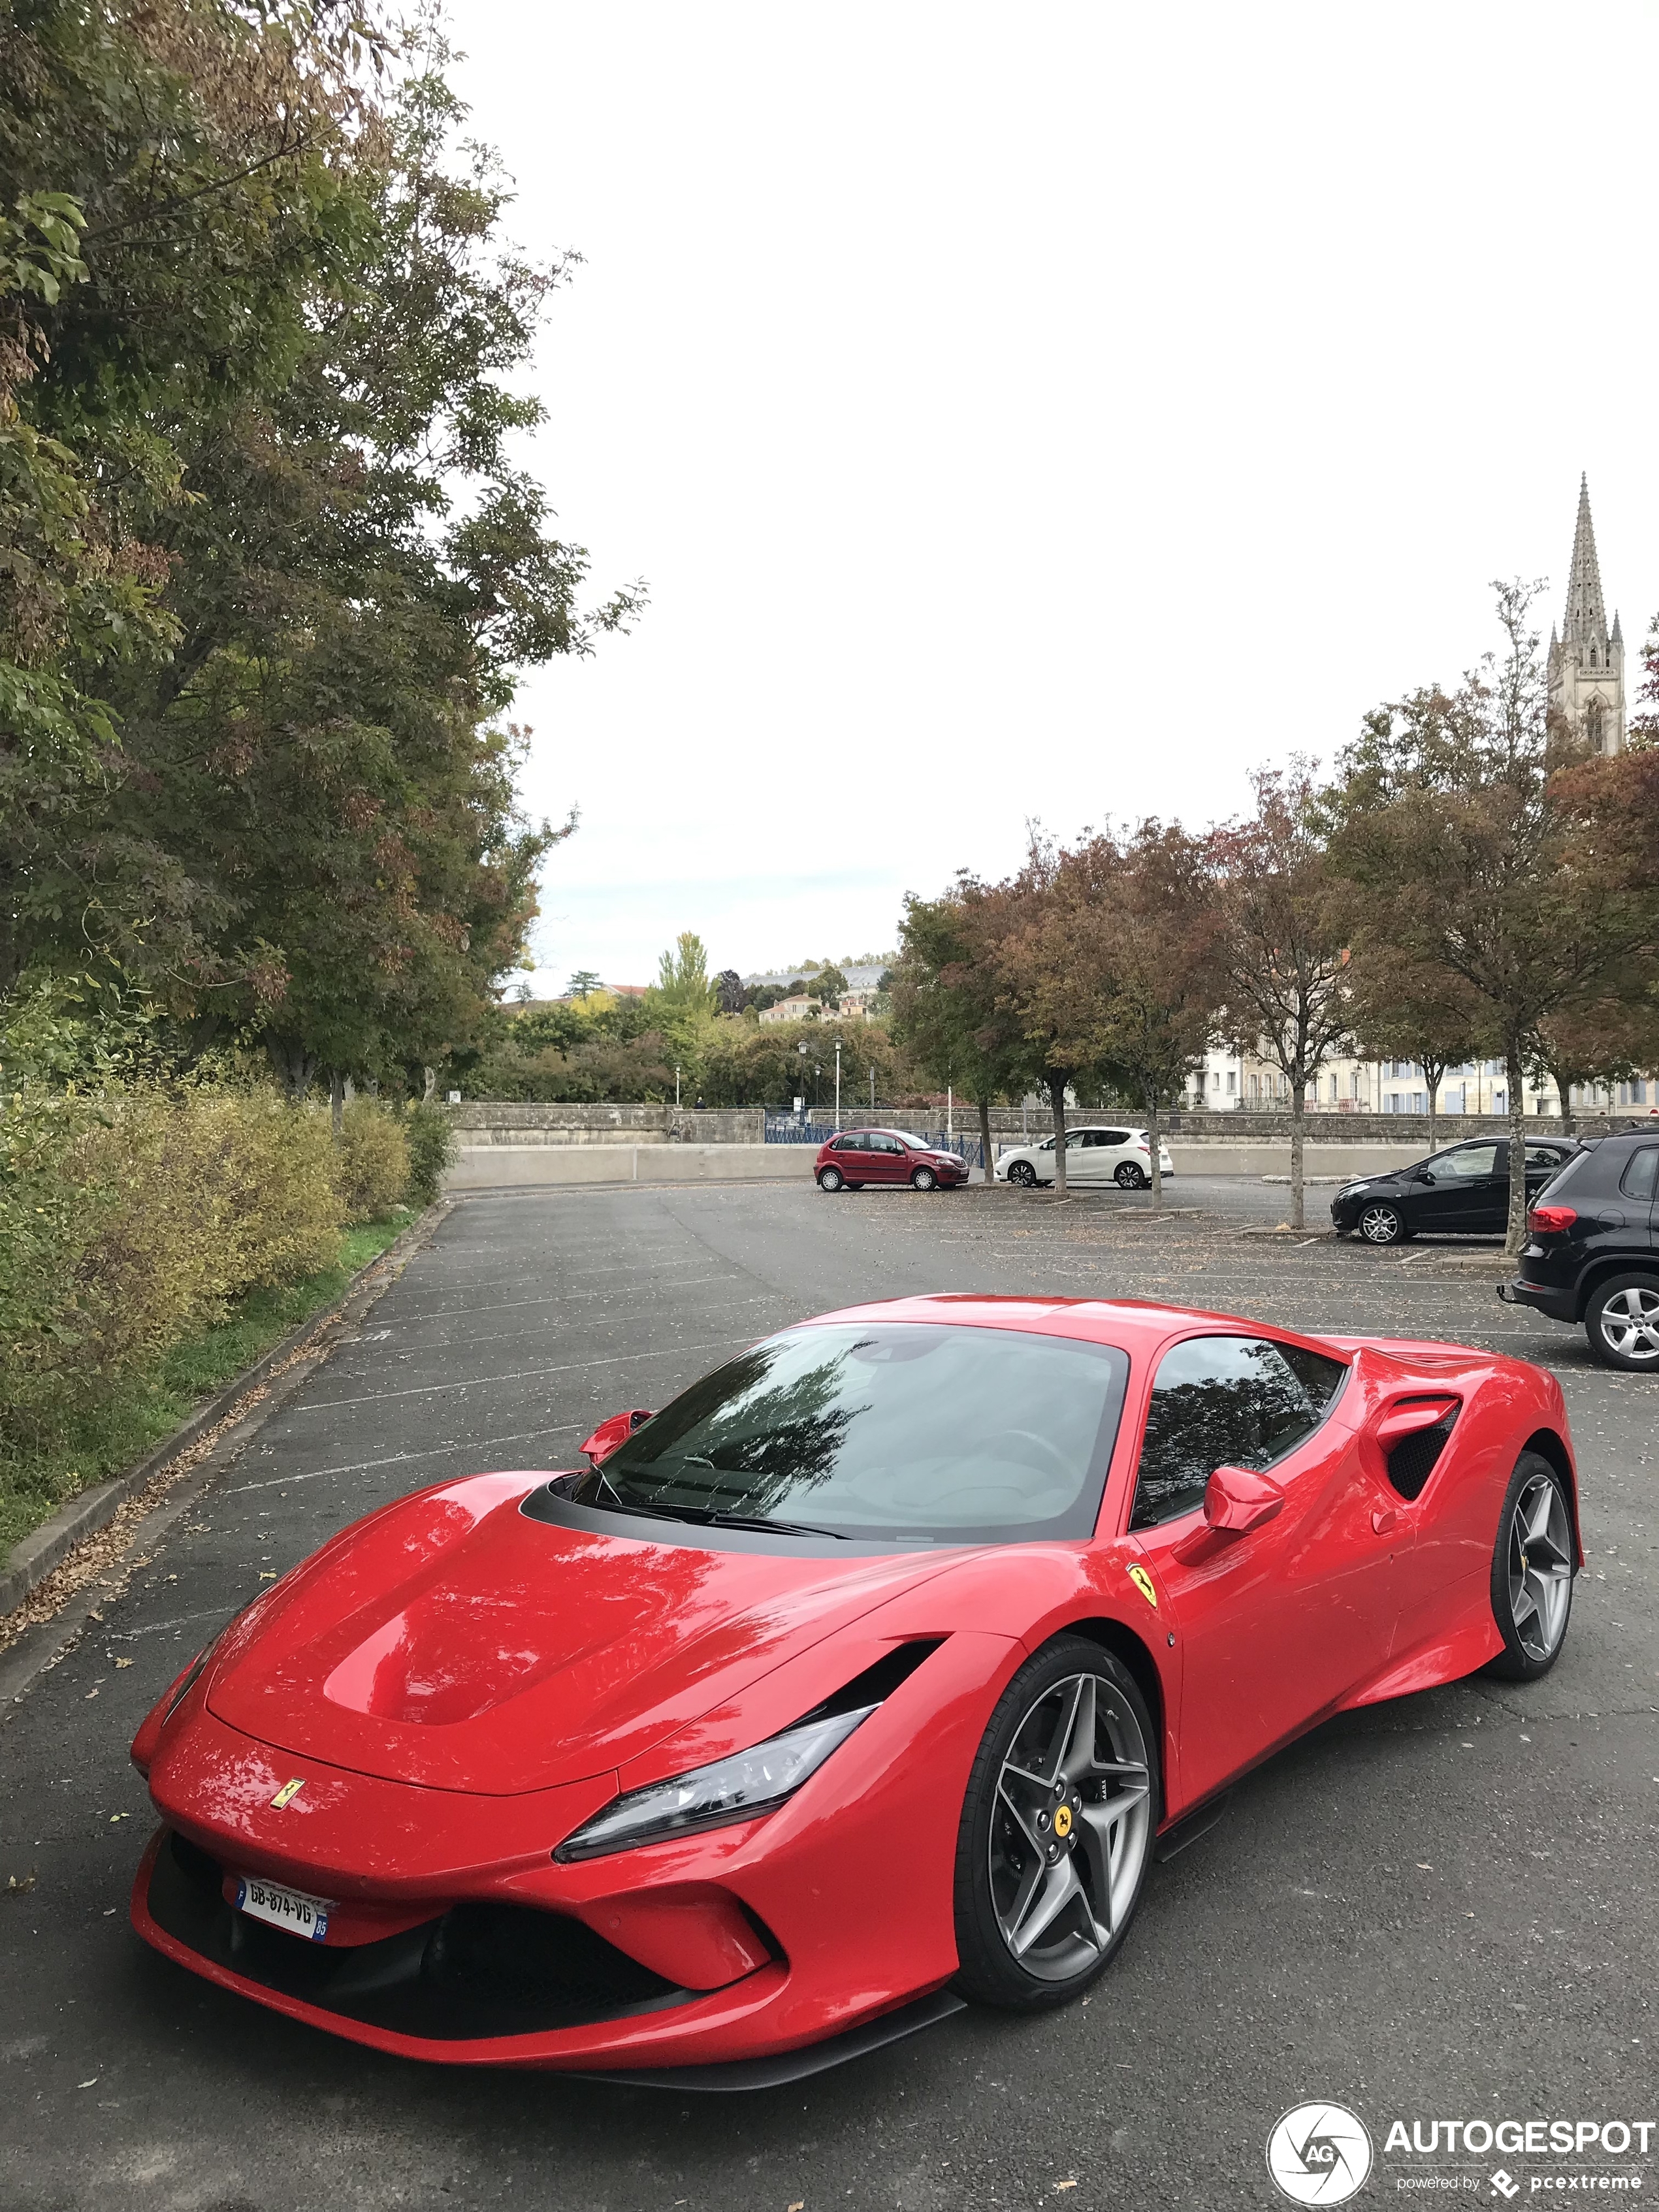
[130,1294,1579,2082]
[1329,1136,1579,1245]
[995,1126,1175,1190]
[1497,1128,1659,1370]
[814,1127,969,1191]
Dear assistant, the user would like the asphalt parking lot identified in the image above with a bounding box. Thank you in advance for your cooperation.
[2,1179,1655,2212]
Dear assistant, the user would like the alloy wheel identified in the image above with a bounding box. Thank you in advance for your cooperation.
[1359,1203,1403,1245]
[1008,1161,1037,1187]
[1506,1473,1573,1663]
[1597,1285,1659,1364]
[1114,1162,1146,1189]
[989,1672,1152,1983]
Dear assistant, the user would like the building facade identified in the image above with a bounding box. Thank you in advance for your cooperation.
[1547,475,1626,753]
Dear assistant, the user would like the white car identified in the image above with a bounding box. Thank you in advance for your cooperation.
[995,1125,1176,1190]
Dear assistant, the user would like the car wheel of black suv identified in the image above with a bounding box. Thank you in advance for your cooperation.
[954,1639,1157,2012]
[1585,1272,1659,1371]
[1485,1451,1575,1680]
[1359,1201,1409,1245]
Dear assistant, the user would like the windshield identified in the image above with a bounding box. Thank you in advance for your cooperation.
[569,1322,1129,1543]
[894,1131,933,1149]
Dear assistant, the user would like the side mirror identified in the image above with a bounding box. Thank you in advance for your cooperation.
[1412,1166,1434,1183]
[1202,1464,1285,1535]
[579,1409,654,1466]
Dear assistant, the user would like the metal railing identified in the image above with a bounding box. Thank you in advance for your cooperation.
[762,1111,988,1169]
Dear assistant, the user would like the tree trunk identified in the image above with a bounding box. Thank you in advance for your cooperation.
[978,1095,995,1187]
[1050,1076,1068,1195]
[266,1037,315,1103]
[1146,1083,1163,1210]
[1551,1065,1575,1136]
[1289,1079,1306,1229]
[1426,1067,1440,1155]
[330,1069,346,1142]
[422,1065,436,1104]
[1504,1042,1528,1254]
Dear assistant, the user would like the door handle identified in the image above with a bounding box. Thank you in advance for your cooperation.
[1372,1507,1398,1535]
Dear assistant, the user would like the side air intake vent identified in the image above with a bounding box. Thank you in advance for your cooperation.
[801,1639,946,1723]
[1387,1407,1458,1501]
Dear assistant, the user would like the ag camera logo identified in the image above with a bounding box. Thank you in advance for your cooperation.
[1266,2103,1375,2204]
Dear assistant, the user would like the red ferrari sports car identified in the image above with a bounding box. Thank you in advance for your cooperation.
[131,1296,1580,2087]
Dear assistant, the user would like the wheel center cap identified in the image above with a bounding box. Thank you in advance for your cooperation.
[1053,1804,1073,1839]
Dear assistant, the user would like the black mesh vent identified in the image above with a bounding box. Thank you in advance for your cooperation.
[147,1834,698,2041]
[1387,1412,1457,1501]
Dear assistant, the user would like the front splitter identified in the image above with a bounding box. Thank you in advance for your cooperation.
[566,1987,967,2091]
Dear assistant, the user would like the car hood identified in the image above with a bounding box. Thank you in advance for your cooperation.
[205,1473,961,1795]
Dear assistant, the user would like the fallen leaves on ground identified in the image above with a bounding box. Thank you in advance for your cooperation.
[6,1871,38,1894]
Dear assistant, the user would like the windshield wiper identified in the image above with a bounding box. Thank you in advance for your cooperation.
[580,1490,848,1539]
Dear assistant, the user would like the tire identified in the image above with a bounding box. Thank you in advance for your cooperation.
[816,1166,843,1192]
[911,1166,937,1192]
[1483,1450,1575,1680]
[1584,1272,1659,1371]
[1007,1160,1038,1188]
[953,1638,1157,2012]
[1114,1162,1148,1189]
[1359,1201,1410,1246]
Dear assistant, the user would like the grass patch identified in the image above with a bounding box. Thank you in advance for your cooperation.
[0,1211,413,1562]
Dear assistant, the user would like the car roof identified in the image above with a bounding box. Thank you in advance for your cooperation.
[799,1292,1321,1356]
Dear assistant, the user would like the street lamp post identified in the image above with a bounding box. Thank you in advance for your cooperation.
[796,1040,808,1117]
[674,1063,681,1109]
[833,1036,842,1125]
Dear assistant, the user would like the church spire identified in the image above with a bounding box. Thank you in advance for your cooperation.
[1562,472,1608,647]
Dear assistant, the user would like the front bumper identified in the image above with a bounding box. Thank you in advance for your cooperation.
[133,1635,1008,2072]
[1495,1277,1579,1323]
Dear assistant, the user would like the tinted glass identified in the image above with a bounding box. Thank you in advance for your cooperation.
[1620,1148,1659,1203]
[1426,1142,1499,1179]
[574,1323,1130,1544]
[1100,1130,1130,1147]
[1525,1144,1568,1168]
[835,1134,864,1152]
[1130,1336,1347,1530]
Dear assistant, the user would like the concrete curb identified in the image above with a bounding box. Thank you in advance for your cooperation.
[0,1204,450,1621]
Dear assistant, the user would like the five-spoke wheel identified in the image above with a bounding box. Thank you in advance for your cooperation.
[1585,1272,1659,1371]
[954,1639,1156,2008]
[1486,1451,1575,1680]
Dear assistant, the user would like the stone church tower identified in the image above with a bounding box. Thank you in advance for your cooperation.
[1546,474,1625,753]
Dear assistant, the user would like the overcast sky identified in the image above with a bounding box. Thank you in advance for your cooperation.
[446,1,1659,994]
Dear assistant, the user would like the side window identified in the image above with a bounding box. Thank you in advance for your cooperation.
[1102,1130,1130,1147]
[1620,1148,1659,1203]
[1038,1138,1055,1151]
[1446,1142,1500,1178]
[1130,1336,1343,1530]
[840,1133,867,1153]
[878,1134,905,1154]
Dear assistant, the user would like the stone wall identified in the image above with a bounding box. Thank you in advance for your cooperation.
[449,1103,764,1146]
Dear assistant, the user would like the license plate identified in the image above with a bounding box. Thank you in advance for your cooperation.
[233,1872,332,1942]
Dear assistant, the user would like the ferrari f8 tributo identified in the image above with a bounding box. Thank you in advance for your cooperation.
[131,1296,1580,2085]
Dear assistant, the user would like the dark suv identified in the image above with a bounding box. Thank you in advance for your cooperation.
[1497,1129,1659,1370]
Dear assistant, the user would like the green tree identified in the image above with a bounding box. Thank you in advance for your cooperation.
[1332,585,1659,1249]
[890,891,1025,1183]
[1207,763,1353,1230]
[566,970,603,999]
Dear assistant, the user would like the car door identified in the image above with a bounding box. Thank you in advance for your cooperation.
[1411,1140,1504,1232]
[1125,1334,1410,1808]
[1067,1130,1106,1185]
[867,1132,905,1183]
[835,1132,869,1182]
[1093,1129,1132,1181]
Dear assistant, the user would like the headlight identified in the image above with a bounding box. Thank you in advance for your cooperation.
[553,1707,873,1863]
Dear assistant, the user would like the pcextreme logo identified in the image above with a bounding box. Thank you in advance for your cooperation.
[1267,2103,1374,2204]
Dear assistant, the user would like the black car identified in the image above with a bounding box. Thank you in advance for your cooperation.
[1497,1127,1659,1370]
[1330,1135,1580,1245]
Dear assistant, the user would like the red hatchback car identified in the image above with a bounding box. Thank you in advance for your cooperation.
[815,1127,969,1192]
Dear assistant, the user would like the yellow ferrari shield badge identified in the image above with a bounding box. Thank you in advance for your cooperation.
[270,1778,306,1809]
[1054,1805,1074,1838]
[1127,1564,1159,1611]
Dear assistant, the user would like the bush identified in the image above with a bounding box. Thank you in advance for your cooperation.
[332,1099,411,1224]
[0,1081,346,1464]
[398,1099,455,1207]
